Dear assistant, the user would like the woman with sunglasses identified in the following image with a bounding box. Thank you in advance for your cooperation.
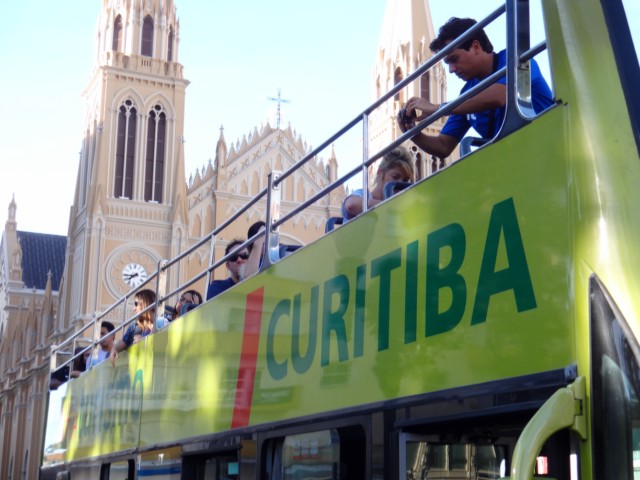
[206,239,249,300]
[110,289,157,366]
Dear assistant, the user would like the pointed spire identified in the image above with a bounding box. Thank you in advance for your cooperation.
[215,125,227,168]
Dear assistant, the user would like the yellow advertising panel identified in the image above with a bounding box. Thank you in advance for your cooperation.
[53,106,582,461]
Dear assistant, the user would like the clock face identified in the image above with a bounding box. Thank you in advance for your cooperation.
[122,263,148,288]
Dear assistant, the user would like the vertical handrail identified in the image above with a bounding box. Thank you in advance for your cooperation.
[205,232,217,296]
[88,312,100,370]
[361,113,370,215]
[157,259,169,323]
[499,0,535,139]
[262,171,282,270]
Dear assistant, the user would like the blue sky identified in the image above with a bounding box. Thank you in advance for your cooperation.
[0,1,636,236]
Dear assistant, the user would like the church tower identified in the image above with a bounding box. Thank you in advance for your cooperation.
[369,0,449,178]
[59,0,189,327]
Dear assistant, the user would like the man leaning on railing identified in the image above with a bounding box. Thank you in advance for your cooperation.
[398,17,554,159]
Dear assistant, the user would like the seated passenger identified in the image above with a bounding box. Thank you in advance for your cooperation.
[69,346,88,379]
[206,239,248,300]
[342,146,415,221]
[174,289,203,317]
[397,17,554,158]
[89,321,115,367]
[50,346,86,389]
[110,289,157,366]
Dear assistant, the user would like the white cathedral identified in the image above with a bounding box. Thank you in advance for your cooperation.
[0,0,447,477]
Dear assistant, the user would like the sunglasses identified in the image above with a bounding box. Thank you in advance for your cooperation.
[228,252,249,262]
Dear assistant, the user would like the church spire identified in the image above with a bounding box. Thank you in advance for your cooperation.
[368,0,447,166]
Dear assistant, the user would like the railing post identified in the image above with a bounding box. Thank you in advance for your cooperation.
[262,171,282,270]
[206,232,217,296]
[49,344,57,372]
[500,0,534,138]
[154,259,169,332]
[361,113,370,214]
[88,311,100,370]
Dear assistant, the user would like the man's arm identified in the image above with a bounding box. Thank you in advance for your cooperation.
[110,338,127,366]
[399,83,506,157]
[405,83,506,119]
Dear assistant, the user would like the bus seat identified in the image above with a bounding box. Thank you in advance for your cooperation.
[325,216,344,233]
[279,244,301,259]
[383,181,412,199]
[460,136,489,156]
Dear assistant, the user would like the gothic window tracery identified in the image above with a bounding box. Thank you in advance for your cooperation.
[114,100,137,199]
[145,105,166,203]
[141,15,154,57]
[112,15,123,51]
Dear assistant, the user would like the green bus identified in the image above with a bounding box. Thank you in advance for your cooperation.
[41,0,640,478]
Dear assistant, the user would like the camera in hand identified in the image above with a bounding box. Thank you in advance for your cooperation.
[398,108,414,125]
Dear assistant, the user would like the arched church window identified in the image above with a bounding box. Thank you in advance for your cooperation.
[420,72,430,100]
[112,15,123,51]
[145,105,166,203]
[114,100,137,199]
[167,26,174,62]
[141,15,154,57]
[394,67,404,102]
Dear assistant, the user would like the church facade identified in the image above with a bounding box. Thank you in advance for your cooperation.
[0,0,446,478]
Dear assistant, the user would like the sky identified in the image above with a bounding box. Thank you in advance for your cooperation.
[0,0,636,236]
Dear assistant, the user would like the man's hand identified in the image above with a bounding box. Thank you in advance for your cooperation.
[397,97,439,133]
[406,97,438,120]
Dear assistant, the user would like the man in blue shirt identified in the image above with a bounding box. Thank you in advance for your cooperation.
[206,239,248,300]
[398,17,554,158]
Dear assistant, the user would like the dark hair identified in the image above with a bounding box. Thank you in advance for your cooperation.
[247,221,266,241]
[182,289,203,305]
[430,17,494,53]
[101,321,115,333]
[247,221,266,252]
[225,238,245,256]
[72,346,87,372]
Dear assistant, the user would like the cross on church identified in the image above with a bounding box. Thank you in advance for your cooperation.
[267,88,291,130]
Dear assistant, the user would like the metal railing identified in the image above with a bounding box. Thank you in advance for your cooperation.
[50,0,550,384]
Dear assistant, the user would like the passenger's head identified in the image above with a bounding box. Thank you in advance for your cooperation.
[247,221,266,252]
[73,346,87,373]
[133,289,156,328]
[374,147,415,191]
[175,289,203,317]
[100,321,115,350]
[430,17,494,53]
[225,238,249,282]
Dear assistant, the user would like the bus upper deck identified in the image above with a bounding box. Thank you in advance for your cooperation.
[42,0,640,479]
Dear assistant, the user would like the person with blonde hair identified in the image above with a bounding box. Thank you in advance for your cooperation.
[110,289,157,366]
[341,146,415,221]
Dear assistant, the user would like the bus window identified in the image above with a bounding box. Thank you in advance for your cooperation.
[400,428,572,479]
[591,277,640,479]
[264,426,366,480]
[401,435,509,479]
[181,451,238,480]
[101,459,134,480]
[282,430,340,479]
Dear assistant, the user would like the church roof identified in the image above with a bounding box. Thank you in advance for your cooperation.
[17,231,66,291]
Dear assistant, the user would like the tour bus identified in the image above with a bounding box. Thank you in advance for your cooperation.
[41,0,640,478]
